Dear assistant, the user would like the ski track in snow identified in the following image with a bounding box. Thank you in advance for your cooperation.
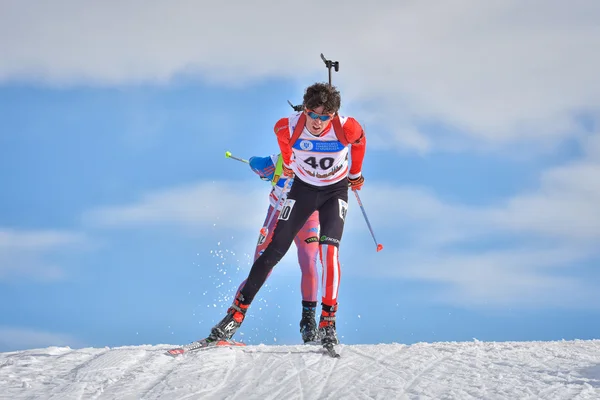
[1,340,600,399]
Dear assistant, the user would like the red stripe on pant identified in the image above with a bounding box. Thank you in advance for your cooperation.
[320,244,340,306]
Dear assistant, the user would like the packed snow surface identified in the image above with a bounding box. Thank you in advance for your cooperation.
[2,340,600,399]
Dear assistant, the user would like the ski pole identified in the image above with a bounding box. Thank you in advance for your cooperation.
[225,151,249,164]
[258,177,293,243]
[352,189,383,252]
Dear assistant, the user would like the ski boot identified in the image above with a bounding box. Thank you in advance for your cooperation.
[319,303,339,345]
[208,293,249,341]
[299,301,319,343]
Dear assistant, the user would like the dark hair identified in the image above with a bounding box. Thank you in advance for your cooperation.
[303,82,341,114]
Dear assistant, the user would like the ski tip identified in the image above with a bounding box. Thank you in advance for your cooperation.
[165,348,185,357]
[225,151,232,158]
[376,243,384,252]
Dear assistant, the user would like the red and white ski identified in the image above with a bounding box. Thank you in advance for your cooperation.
[165,338,245,357]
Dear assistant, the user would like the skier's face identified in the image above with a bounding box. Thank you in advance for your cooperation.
[304,106,333,136]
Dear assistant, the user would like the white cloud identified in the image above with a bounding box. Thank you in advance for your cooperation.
[0,229,88,281]
[488,132,600,243]
[0,229,83,250]
[83,181,270,232]
[491,164,600,242]
[358,130,600,245]
[1,0,599,151]
[0,326,84,352]
[366,244,596,309]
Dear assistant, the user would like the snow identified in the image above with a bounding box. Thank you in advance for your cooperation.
[1,340,600,399]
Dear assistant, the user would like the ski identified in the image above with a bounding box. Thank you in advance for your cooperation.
[165,338,245,357]
[166,338,337,358]
[323,343,341,358]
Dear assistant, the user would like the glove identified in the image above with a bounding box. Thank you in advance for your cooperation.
[248,156,259,172]
[348,174,364,190]
[282,164,294,178]
[249,156,273,181]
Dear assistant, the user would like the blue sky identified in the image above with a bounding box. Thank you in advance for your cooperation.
[1,0,599,352]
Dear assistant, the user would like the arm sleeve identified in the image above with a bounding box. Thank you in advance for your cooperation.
[274,118,293,166]
[343,117,366,178]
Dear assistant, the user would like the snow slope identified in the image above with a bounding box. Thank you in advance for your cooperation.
[1,340,600,399]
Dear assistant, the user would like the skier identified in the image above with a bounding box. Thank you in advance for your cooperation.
[209,82,366,346]
[236,153,321,343]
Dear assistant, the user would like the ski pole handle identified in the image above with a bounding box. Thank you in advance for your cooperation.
[225,151,249,164]
[353,189,383,252]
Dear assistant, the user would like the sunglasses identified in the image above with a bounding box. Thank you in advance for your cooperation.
[306,109,333,122]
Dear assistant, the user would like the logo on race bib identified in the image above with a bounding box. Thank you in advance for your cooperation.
[299,140,314,151]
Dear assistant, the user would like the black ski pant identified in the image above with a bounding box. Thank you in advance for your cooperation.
[239,177,349,305]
